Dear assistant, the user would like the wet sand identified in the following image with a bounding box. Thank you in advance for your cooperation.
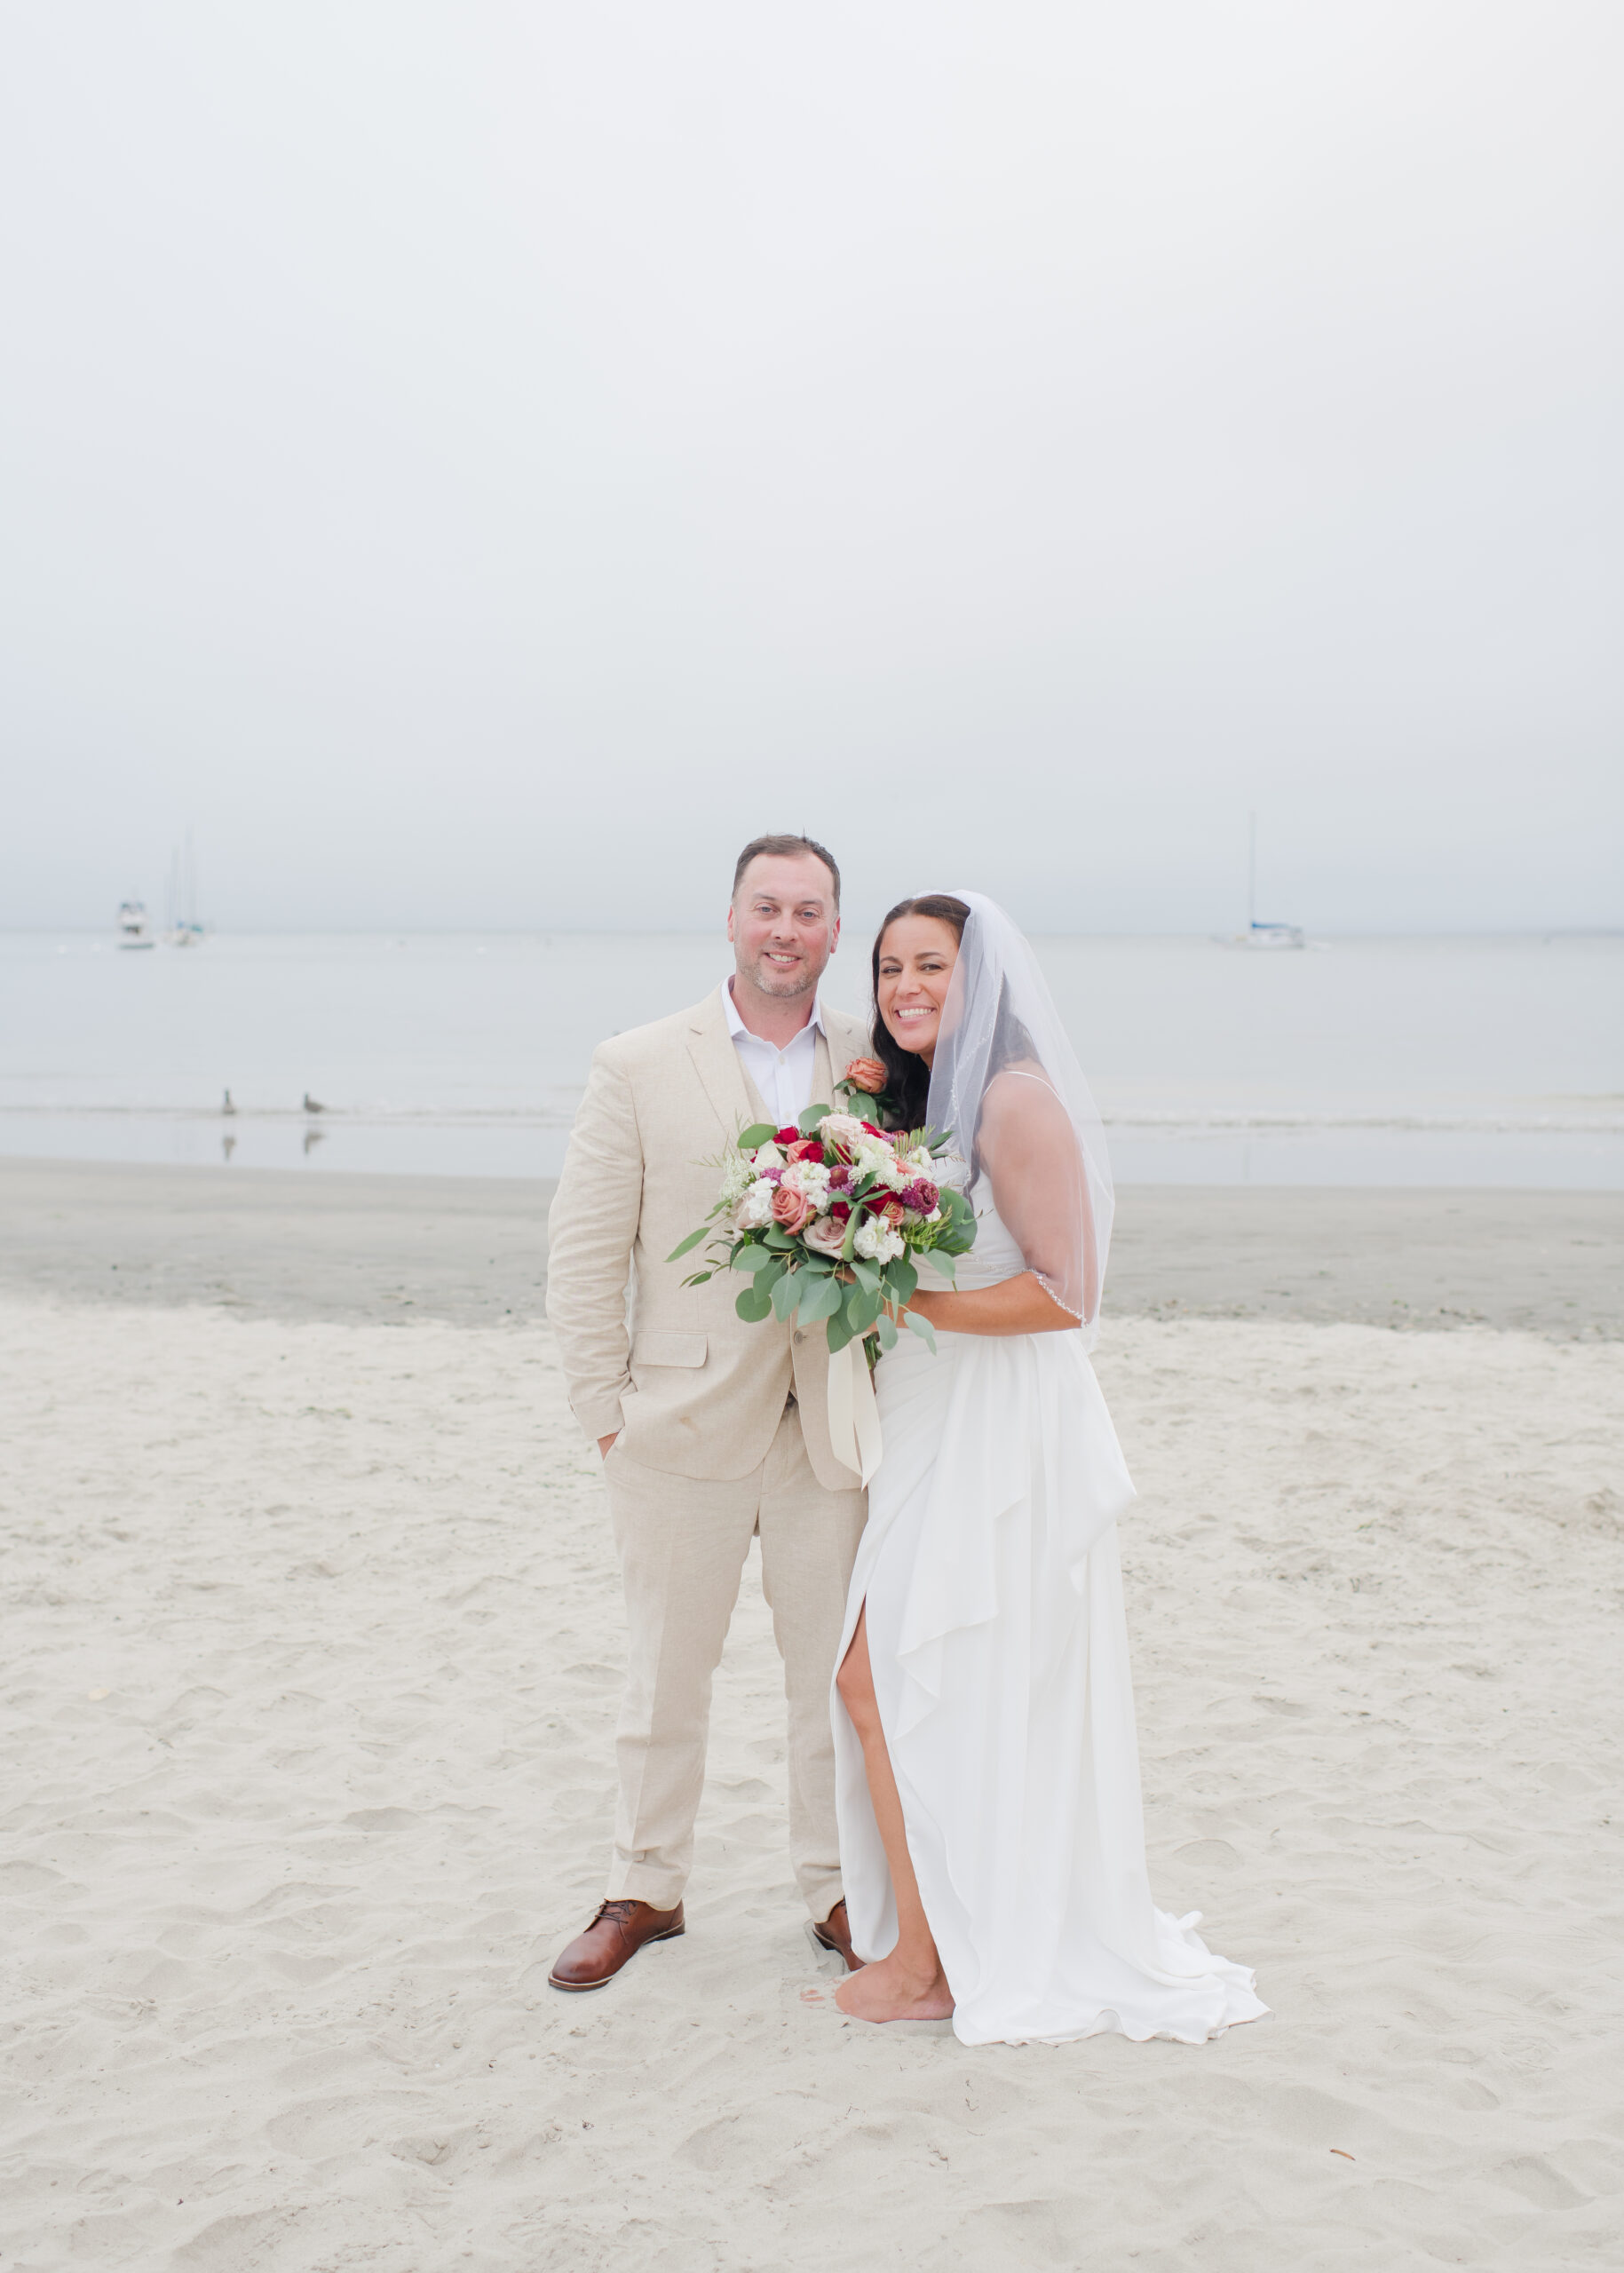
[2,1158,1619,1336]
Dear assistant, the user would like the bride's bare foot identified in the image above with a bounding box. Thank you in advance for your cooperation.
[835,1951,954,2023]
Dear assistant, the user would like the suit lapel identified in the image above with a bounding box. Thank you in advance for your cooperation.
[687,991,758,1142]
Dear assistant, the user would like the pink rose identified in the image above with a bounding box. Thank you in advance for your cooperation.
[843,1057,887,1096]
[772,1184,812,1235]
[803,1213,848,1257]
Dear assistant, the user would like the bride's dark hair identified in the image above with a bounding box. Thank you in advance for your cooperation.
[868,896,970,1129]
[870,894,1042,1138]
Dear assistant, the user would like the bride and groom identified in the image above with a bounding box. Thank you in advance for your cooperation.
[544,834,1265,2045]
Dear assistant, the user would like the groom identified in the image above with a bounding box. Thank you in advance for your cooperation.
[546,835,870,1990]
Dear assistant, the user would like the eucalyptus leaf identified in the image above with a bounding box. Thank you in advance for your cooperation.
[666,1225,708,1262]
[735,1281,773,1323]
[732,1244,779,1273]
[826,1309,857,1353]
[886,1257,918,1303]
[763,1228,796,1250]
[797,1102,833,1134]
[850,1257,881,1295]
[905,1310,938,1352]
[738,1122,777,1150]
[931,1251,958,1285]
[848,1285,883,1332]
[681,1270,715,1287]
[771,1270,802,1322]
[795,1271,844,1326]
[876,1313,899,1350]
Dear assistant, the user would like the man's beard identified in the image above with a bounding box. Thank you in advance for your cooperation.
[746,951,819,1001]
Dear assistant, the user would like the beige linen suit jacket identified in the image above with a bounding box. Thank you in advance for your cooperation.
[547,988,871,1491]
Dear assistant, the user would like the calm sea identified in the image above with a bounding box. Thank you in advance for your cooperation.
[2,931,1620,1187]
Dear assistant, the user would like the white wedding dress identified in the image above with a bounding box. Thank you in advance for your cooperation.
[832,1189,1268,2047]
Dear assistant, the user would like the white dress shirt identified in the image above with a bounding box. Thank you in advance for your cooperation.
[722,979,827,1129]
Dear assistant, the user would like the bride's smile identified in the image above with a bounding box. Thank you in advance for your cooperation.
[875,916,960,1065]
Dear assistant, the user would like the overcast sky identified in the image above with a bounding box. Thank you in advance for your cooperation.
[2,2,1619,934]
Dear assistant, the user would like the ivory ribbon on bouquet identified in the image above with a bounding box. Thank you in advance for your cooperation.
[826,1338,883,1487]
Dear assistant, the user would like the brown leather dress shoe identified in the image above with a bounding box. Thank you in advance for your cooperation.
[548,1898,685,1992]
[809,1897,865,1973]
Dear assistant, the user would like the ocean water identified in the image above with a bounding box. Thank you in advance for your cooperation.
[1,931,1620,1187]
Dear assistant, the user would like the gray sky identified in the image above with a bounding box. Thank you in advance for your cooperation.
[2,2,1619,934]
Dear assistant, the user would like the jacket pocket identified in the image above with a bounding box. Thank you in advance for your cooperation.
[631,1331,708,1368]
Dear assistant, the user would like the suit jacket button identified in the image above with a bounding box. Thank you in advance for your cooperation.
[792,1330,804,1345]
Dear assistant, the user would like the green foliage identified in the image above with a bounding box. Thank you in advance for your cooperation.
[850,1256,881,1295]
[795,1271,843,1326]
[770,1270,803,1323]
[738,1122,777,1150]
[735,1281,774,1323]
[826,1307,857,1353]
[884,1256,918,1303]
[876,1312,899,1350]
[732,1243,779,1274]
[906,1310,938,1352]
[797,1102,832,1134]
[666,1225,709,1262]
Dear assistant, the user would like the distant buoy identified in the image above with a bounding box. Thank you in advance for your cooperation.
[222,1089,236,1116]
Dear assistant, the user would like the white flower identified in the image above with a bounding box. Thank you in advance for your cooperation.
[717,1151,757,1206]
[852,1137,900,1184]
[780,1160,831,1207]
[752,1141,786,1172]
[817,1113,873,1156]
[734,1179,776,1230]
[854,1219,905,1263]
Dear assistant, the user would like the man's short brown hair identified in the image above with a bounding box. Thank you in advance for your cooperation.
[731,834,841,907]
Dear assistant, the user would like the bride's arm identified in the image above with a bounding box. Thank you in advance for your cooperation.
[901,1073,1090,1338]
[906,1272,1075,1337]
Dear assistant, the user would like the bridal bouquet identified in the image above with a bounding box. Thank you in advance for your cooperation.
[668,1105,976,1358]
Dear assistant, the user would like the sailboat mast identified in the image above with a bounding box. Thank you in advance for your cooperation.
[1248,810,1256,932]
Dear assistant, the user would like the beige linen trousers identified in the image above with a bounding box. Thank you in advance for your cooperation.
[546,988,870,1919]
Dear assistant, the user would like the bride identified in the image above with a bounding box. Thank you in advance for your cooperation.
[831,892,1268,2046]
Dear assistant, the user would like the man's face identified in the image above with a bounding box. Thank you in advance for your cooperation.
[726,853,840,1002]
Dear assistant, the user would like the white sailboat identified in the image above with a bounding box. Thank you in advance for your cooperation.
[1232,812,1305,950]
[116,898,154,949]
[164,830,206,946]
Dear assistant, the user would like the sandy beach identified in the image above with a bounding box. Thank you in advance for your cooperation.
[3,1163,1621,2269]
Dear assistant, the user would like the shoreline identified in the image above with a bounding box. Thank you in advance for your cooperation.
[2,1156,1620,1338]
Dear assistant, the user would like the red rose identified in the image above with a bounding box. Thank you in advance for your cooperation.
[774,1127,801,1147]
[867,1194,905,1228]
[829,1200,852,1222]
[786,1138,825,1163]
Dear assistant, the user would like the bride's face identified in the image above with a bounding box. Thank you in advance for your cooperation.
[876,916,960,1065]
